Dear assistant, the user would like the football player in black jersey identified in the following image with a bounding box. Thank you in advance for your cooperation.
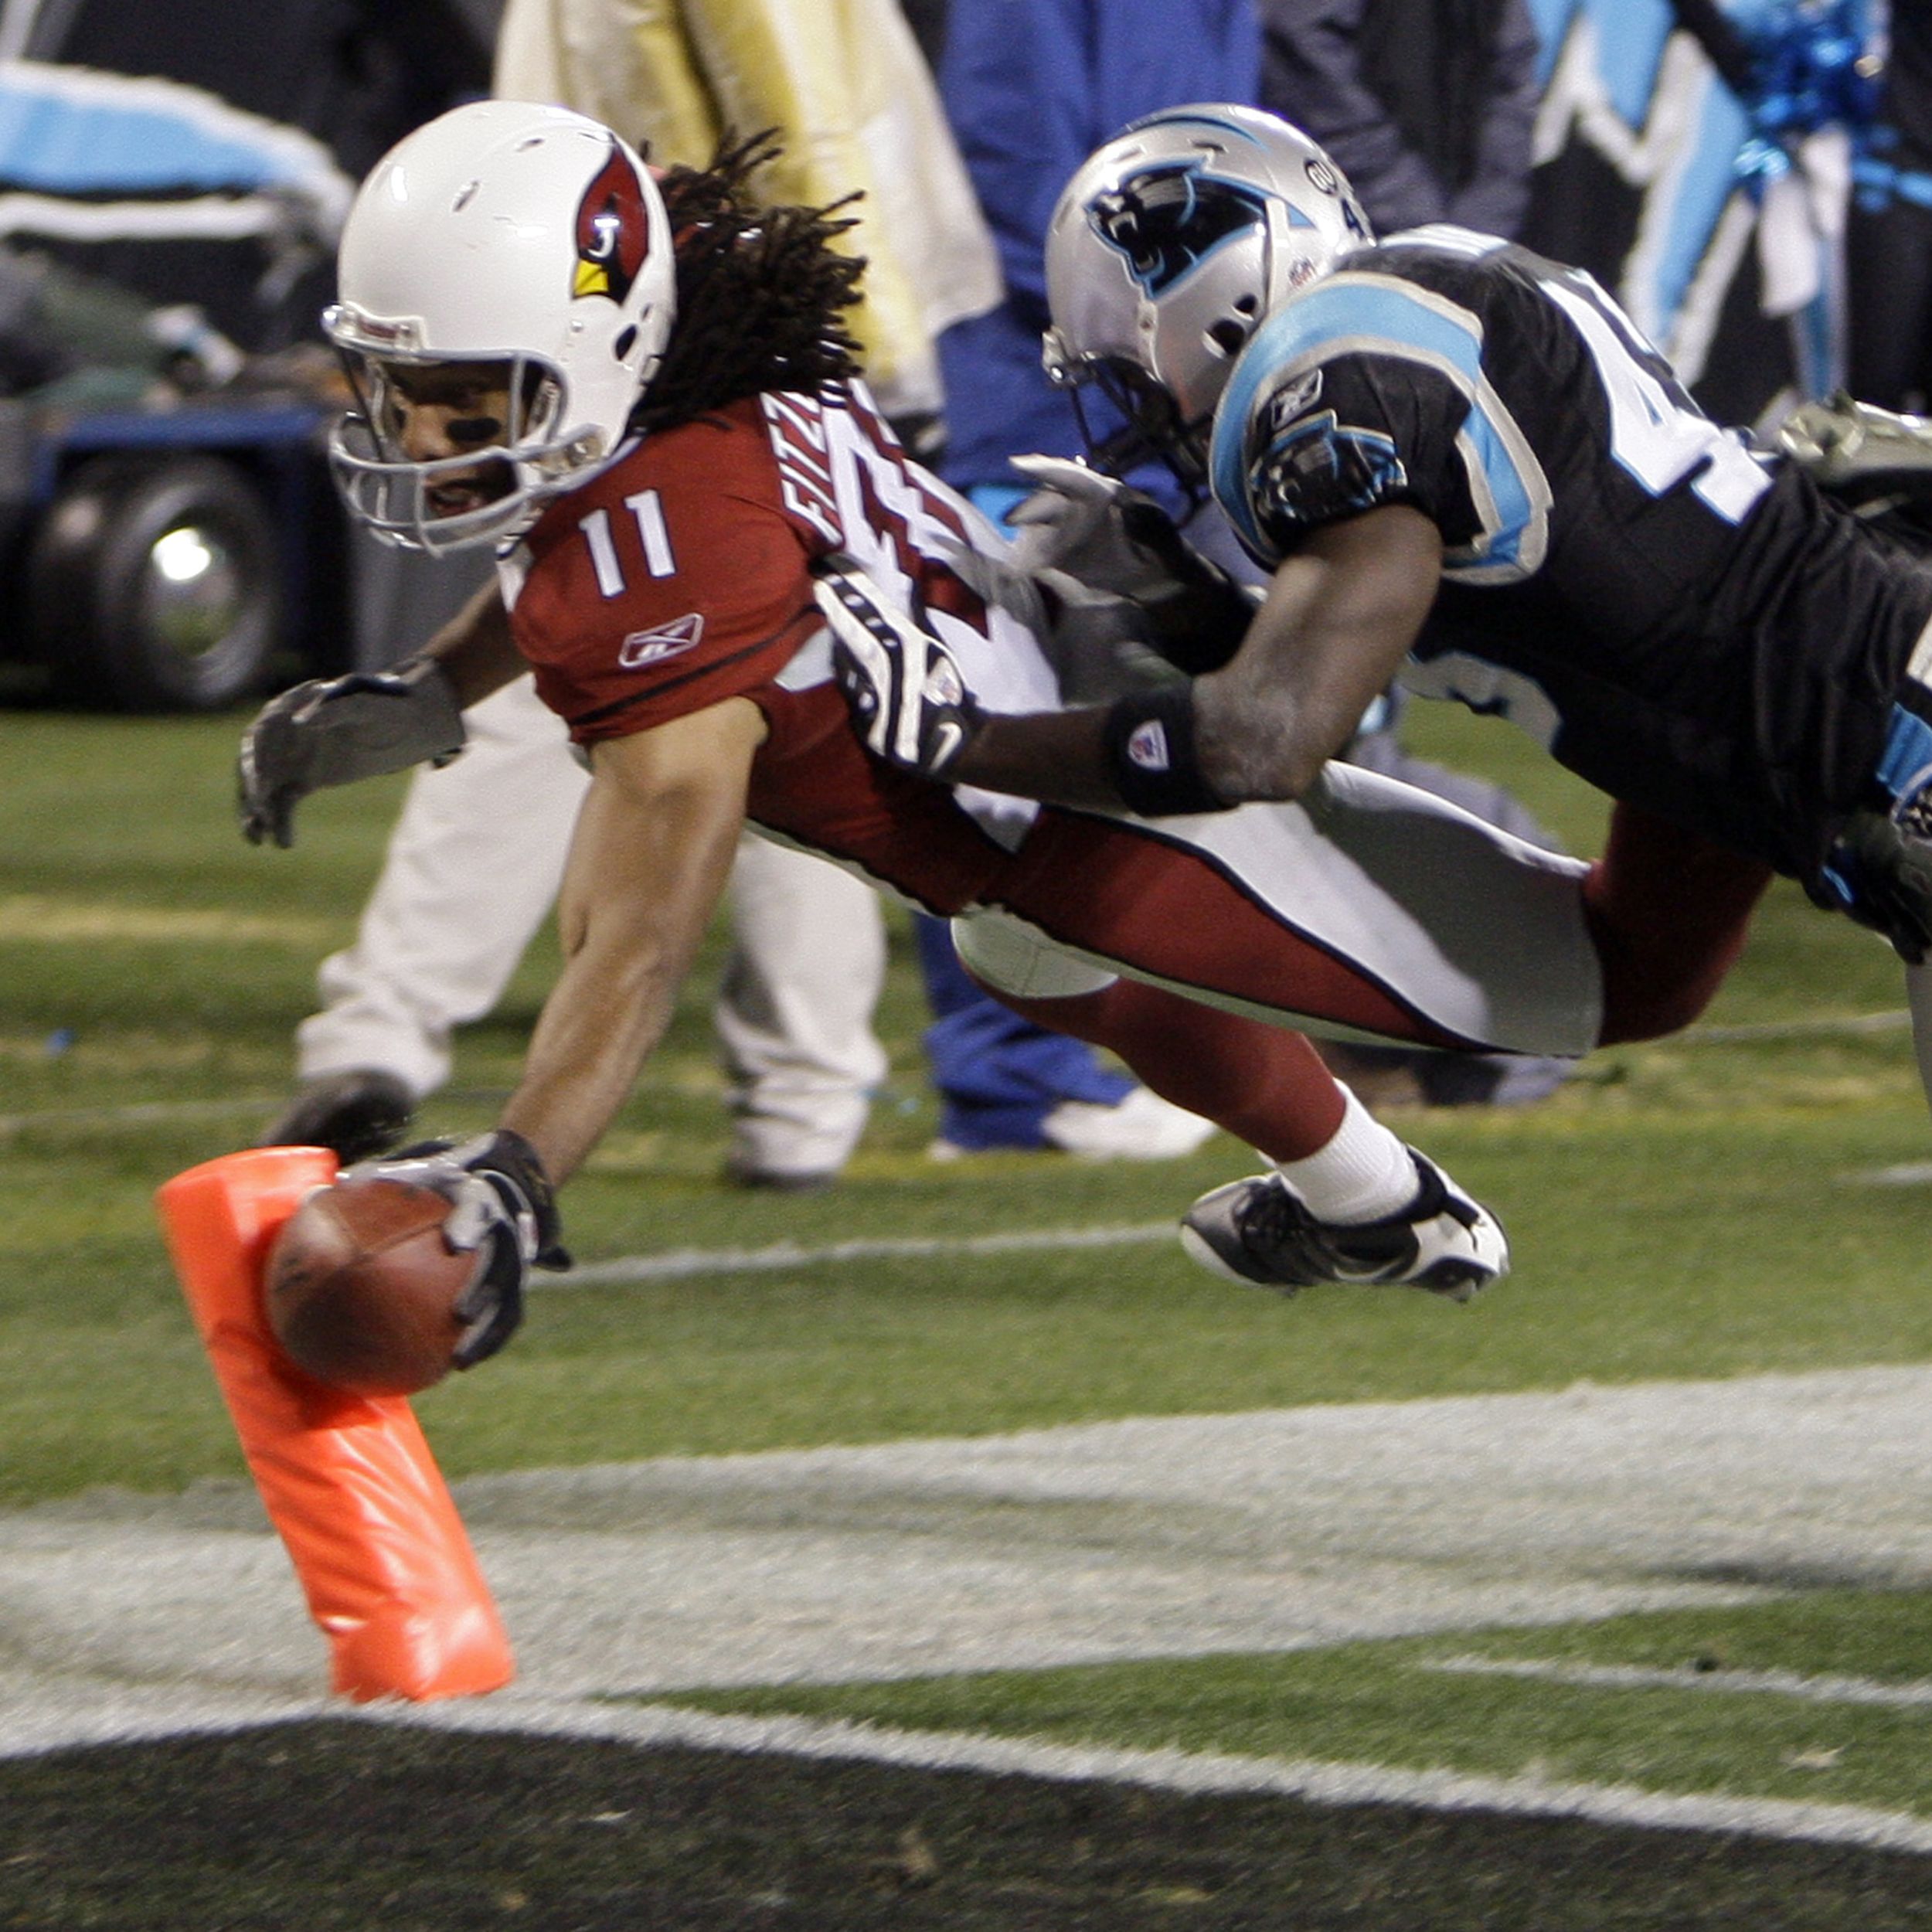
[815,102,1932,1278]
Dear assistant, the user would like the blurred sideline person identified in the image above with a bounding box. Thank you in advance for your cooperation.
[821,102,1932,1247]
[274,0,1198,1181]
[1257,0,1541,240]
[237,103,1648,1360]
[931,0,1260,511]
[1848,5,1932,413]
[903,0,1253,1154]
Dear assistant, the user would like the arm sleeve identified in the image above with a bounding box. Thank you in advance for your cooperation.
[939,0,1261,315]
[937,0,1096,314]
[1236,349,1472,556]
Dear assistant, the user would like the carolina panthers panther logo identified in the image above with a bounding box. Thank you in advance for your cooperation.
[1087,162,1275,298]
[1251,410,1407,531]
[572,141,652,304]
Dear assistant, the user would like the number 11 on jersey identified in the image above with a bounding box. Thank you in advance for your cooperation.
[580,489,678,597]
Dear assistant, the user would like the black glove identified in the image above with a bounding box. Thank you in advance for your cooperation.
[238,657,465,848]
[812,560,985,781]
[1006,456,1254,675]
[347,1128,570,1369]
[1822,808,1932,964]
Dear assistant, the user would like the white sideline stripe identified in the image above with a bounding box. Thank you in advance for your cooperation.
[0,1689,335,1760]
[1424,1655,1932,1707]
[380,1694,1932,1856]
[1851,1162,1932,1188]
[16,1686,1932,1856]
[0,1097,272,1135]
[556,1223,1177,1286]
[1679,1009,1910,1043]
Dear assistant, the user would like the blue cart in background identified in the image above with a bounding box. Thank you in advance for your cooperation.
[0,53,482,710]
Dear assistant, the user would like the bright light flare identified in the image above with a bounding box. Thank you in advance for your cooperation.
[152,527,215,584]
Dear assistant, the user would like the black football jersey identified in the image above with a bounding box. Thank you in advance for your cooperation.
[1208,226,1932,884]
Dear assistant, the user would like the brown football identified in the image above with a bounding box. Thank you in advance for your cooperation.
[264,1175,474,1396]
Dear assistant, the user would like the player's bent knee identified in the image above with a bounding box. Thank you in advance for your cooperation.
[951,911,1120,1000]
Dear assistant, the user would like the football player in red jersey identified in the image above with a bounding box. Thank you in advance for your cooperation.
[238,100,1618,1365]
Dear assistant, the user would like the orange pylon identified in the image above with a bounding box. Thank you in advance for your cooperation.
[156,1145,514,1701]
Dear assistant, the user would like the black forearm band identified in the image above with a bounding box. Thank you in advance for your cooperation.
[1102,684,1228,818]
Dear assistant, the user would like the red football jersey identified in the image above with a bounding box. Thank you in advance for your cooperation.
[504,396,825,743]
[498,385,1053,913]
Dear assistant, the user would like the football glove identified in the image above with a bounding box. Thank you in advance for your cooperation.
[813,560,985,781]
[1005,455,1257,674]
[1825,807,1932,965]
[1005,456,1192,600]
[347,1128,570,1369]
[238,657,465,848]
[1778,393,1932,497]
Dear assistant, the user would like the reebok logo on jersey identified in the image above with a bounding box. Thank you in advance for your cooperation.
[1127,719,1172,771]
[1264,369,1324,434]
[617,613,703,668]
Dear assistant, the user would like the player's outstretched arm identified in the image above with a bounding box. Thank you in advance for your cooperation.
[332,699,760,1370]
[821,506,1440,819]
[1192,504,1444,802]
[495,696,764,1186]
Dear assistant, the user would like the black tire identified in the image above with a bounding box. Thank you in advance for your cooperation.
[28,455,282,711]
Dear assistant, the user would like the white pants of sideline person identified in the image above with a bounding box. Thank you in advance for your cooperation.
[294,674,887,1182]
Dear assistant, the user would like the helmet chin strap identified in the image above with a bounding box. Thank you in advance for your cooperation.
[1071,366,1213,517]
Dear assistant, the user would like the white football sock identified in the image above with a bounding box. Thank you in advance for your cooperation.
[1272,1087,1417,1223]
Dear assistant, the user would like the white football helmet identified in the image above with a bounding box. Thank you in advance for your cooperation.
[1043,104,1372,480]
[327,100,675,553]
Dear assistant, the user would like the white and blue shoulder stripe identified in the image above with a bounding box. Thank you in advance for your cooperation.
[1211,267,1551,583]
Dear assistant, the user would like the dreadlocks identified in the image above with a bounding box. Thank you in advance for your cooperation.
[632,133,866,437]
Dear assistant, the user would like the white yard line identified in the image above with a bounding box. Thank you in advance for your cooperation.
[558,1222,1177,1286]
[1422,1655,1932,1707]
[0,1097,271,1136]
[1676,1009,1910,1043]
[0,1087,512,1138]
[1849,1162,1932,1188]
[388,1694,1932,1855]
[10,1362,1932,1855]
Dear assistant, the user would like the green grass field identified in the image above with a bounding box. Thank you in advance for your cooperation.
[6,698,1932,1927]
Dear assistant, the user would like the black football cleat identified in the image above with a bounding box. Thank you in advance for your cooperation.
[1179,1150,1507,1302]
[259,1068,417,1165]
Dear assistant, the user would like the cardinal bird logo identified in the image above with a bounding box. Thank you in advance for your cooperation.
[573,142,651,303]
